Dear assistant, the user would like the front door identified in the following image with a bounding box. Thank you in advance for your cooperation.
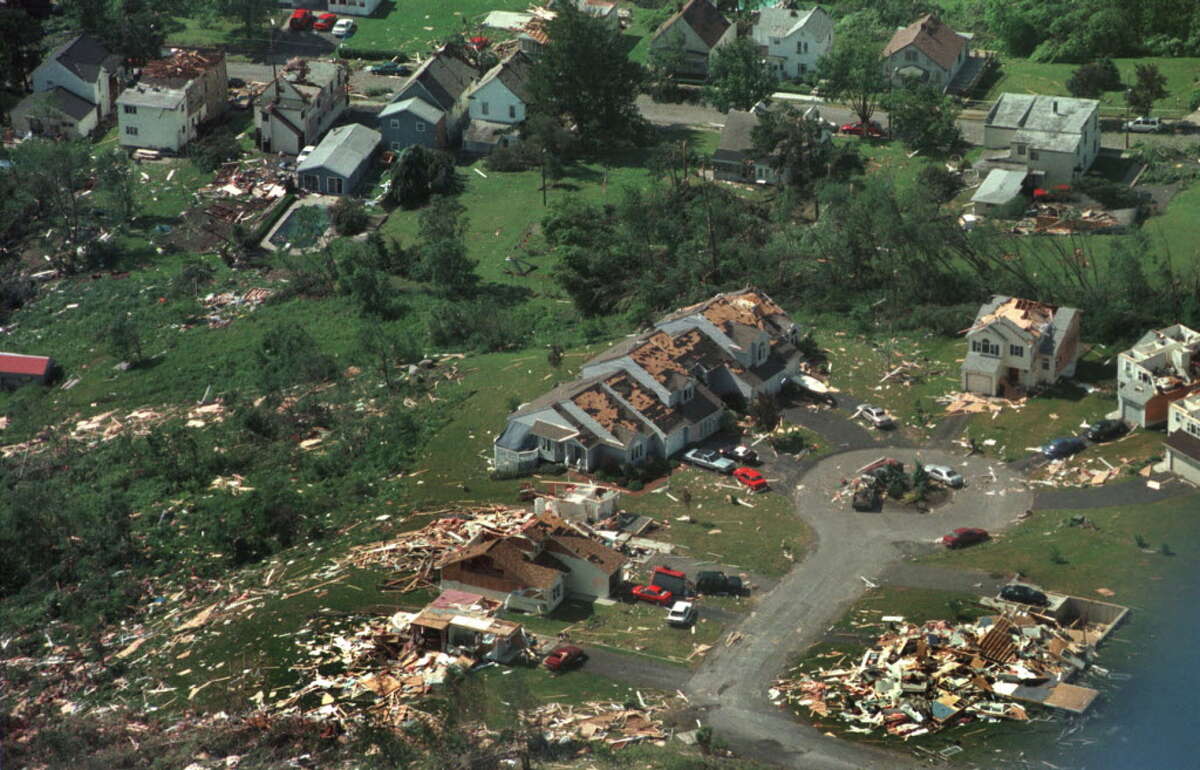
[1007,367,1020,385]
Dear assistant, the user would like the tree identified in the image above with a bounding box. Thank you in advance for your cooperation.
[529,3,647,146]
[94,148,140,224]
[10,138,98,271]
[703,37,779,113]
[330,197,368,236]
[748,393,780,431]
[1066,58,1122,98]
[752,107,834,194]
[357,319,419,391]
[885,83,963,154]
[255,324,338,393]
[1126,63,1168,117]
[416,196,478,297]
[103,313,144,364]
[646,28,687,100]
[389,146,457,209]
[205,0,276,37]
[0,9,44,90]
[817,26,888,128]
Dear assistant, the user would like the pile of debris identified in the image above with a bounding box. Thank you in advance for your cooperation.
[938,391,1026,417]
[197,287,274,328]
[1030,453,1137,488]
[772,611,1105,740]
[198,159,292,201]
[1013,203,1129,236]
[524,700,670,747]
[1,401,229,457]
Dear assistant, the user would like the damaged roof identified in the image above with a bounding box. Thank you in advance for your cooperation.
[140,48,224,88]
[571,382,652,445]
[441,537,565,590]
[882,14,966,71]
[968,295,1059,339]
[399,49,480,111]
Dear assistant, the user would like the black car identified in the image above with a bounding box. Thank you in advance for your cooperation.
[1085,419,1127,442]
[720,445,759,465]
[852,486,882,512]
[696,571,744,596]
[1000,584,1049,606]
[1041,437,1086,459]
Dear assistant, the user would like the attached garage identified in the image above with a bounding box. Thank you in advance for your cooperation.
[1165,431,1200,486]
[962,351,1002,396]
[965,373,994,395]
[1119,398,1144,427]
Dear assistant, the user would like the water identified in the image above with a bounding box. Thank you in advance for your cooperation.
[269,204,330,250]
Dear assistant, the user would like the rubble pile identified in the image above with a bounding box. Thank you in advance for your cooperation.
[197,287,275,328]
[524,700,670,747]
[199,159,292,201]
[938,391,1026,417]
[1030,453,1137,488]
[1013,203,1126,235]
[772,612,1104,740]
[0,402,229,457]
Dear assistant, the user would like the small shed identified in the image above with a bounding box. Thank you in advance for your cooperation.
[971,168,1028,215]
[0,353,54,388]
[10,87,98,139]
[296,123,381,196]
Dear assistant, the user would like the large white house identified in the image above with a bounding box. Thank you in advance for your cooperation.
[1116,325,1200,428]
[983,93,1100,186]
[749,5,833,81]
[464,51,533,153]
[255,59,348,156]
[117,49,228,152]
[960,295,1081,398]
[881,14,970,92]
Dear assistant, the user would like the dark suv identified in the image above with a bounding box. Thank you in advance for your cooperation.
[1085,419,1127,442]
[1000,584,1049,606]
[696,571,744,596]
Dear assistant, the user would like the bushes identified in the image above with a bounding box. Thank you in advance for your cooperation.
[188,132,242,172]
[337,45,406,61]
[917,164,962,204]
[331,197,369,236]
[1066,59,1122,98]
[484,142,541,172]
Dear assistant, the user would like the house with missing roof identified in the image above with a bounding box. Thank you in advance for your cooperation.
[493,289,805,475]
[296,123,381,195]
[255,58,348,156]
[649,0,736,77]
[116,49,228,152]
[463,51,533,154]
[749,5,833,81]
[439,513,627,613]
[960,296,1081,398]
[881,15,970,93]
[1116,325,1200,428]
[0,353,54,389]
[983,93,1100,187]
[14,33,122,137]
[379,49,479,151]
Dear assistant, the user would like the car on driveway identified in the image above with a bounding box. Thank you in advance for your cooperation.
[367,61,411,76]
[682,447,735,474]
[296,144,316,165]
[666,601,698,627]
[858,404,894,429]
[733,467,768,492]
[543,644,587,671]
[840,120,884,137]
[942,527,989,548]
[1123,116,1163,133]
[1000,584,1049,606]
[313,12,337,30]
[926,464,964,488]
[1085,419,1127,442]
[631,584,673,605]
[332,18,356,37]
[1041,436,1086,459]
[696,571,744,596]
[289,8,314,30]
[721,445,759,465]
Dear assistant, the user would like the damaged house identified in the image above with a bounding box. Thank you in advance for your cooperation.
[1164,392,1200,485]
[961,295,1081,398]
[1116,324,1200,428]
[255,58,348,156]
[117,49,228,153]
[493,288,804,474]
[395,590,529,664]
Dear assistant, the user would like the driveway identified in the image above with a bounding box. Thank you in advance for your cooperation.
[683,447,1033,768]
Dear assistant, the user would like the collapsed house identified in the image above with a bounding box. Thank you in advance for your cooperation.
[533,481,621,524]
[393,589,530,664]
[494,288,805,474]
[960,295,1081,398]
[775,595,1127,740]
[1116,324,1200,428]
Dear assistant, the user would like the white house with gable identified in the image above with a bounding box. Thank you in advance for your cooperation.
[961,295,1081,398]
[750,5,833,80]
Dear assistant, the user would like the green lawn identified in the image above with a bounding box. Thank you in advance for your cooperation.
[322,0,526,57]
[985,57,1200,117]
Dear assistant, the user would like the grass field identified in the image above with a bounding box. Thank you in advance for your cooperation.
[985,57,1200,117]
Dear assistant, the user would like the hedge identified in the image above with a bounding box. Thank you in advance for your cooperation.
[336,45,407,62]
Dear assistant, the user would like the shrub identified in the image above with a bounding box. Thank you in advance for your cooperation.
[770,428,807,454]
[188,133,241,172]
[1190,89,1200,112]
[1066,59,1122,98]
[484,142,540,172]
[331,197,369,236]
[917,164,962,204]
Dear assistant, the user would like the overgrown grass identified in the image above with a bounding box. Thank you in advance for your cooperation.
[984,57,1200,117]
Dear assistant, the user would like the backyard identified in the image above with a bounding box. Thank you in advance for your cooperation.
[985,57,1200,117]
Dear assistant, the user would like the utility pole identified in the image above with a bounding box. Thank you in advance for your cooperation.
[541,146,547,206]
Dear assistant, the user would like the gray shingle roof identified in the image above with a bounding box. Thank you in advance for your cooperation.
[986,93,1098,136]
[19,86,96,121]
[297,123,381,177]
[714,110,760,163]
[471,51,533,104]
[50,33,119,83]
[379,96,444,123]
[972,168,1027,206]
[399,50,479,111]
[754,6,817,38]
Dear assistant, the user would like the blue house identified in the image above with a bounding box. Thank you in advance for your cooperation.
[379,96,447,151]
[378,49,478,151]
[296,123,381,196]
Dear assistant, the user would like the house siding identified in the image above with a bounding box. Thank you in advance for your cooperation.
[32,57,113,118]
[10,97,98,139]
[380,113,447,150]
[752,8,833,80]
[468,77,525,125]
[883,43,960,90]
[118,101,190,151]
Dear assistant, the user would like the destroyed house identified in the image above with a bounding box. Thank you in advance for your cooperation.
[0,353,54,388]
[439,537,567,614]
[117,49,228,153]
[494,288,802,474]
[399,592,528,664]
[533,482,620,524]
[961,295,1080,398]
[255,58,348,156]
[1117,324,1200,428]
[520,514,627,599]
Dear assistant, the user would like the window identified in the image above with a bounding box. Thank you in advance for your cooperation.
[415,121,425,132]
[905,50,916,61]
[682,385,694,403]
[123,105,137,115]
[799,63,806,74]
[1041,358,1050,370]
[1029,150,1040,161]
[971,337,1000,357]
[124,126,138,136]
[390,119,399,129]
[1009,344,1024,357]
[1189,421,1200,439]
[770,37,781,45]
[481,101,489,115]
[301,174,319,191]
[390,142,403,151]
[326,176,343,195]
[508,104,516,119]
[1016,143,1026,156]
[796,40,803,54]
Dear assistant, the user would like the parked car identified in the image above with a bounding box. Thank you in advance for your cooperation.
[649,565,688,596]
[313,12,337,31]
[1085,419,1127,442]
[332,18,356,37]
[721,445,759,465]
[666,601,698,628]
[289,8,314,30]
[852,485,882,512]
[631,583,673,605]
[366,60,412,76]
[543,644,587,671]
[296,145,316,165]
[1041,437,1086,459]
[858,404,895,429]
[227,77,246,89]
[926,464,964,488]
[1000,584,1049,606]
[696,571,744,596]
[942,527,989,548]
[840,120,884,137]
[682,447,735,474]
[1123,116,1163,133]
[732,467,768,492]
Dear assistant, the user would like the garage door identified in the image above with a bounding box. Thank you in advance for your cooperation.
[965,373,992,395]
[1120,399,1142,427]
[1168,449,1200,485]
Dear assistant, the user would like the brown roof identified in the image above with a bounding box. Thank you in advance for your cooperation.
[882,14,966,72]
[604,372,676,432]
[571,384,649,443]
[629,332,694,389]
[441,537,565,590]
[141,49,223,87]
[522,514,628,576]
[977,616,1018,663]
[971,297,1057,339]
[653,0,731,50]
[1166,430,1200,461]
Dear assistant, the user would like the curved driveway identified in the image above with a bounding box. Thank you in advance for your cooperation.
[683,447,1033,768]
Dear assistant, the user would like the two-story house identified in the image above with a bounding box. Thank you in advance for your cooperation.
[13,33,121,137]
[1165,393,1200,485]
[117,49,228,153]
[1116,325,1200,428]
[255,58,348,156]
[961,296,1081,398]
[750,5,833,81]
[881,14,969,92]
[463,51,533,153]
[983,93,1100,187]
[648,0,736,78]
[378,49,479,151]
[493,288,805,474]
[439,536,567,614]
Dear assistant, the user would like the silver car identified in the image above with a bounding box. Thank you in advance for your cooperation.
[682,448,736,474]
[859,405,895,429]
[926,464,964,488]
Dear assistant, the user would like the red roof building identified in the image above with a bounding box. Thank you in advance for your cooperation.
[0,353,54,386]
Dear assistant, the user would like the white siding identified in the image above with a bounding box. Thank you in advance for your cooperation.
[117,101,191,152]
[468,77,525,124]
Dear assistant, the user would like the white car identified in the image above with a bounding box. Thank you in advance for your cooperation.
[332,18,356,37]
[858,405,894,429]
[1122,116,1162,133]
[682,448,736,474]
[926,464,964,488]
[666,601,698,627]
[296,145,316,165]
